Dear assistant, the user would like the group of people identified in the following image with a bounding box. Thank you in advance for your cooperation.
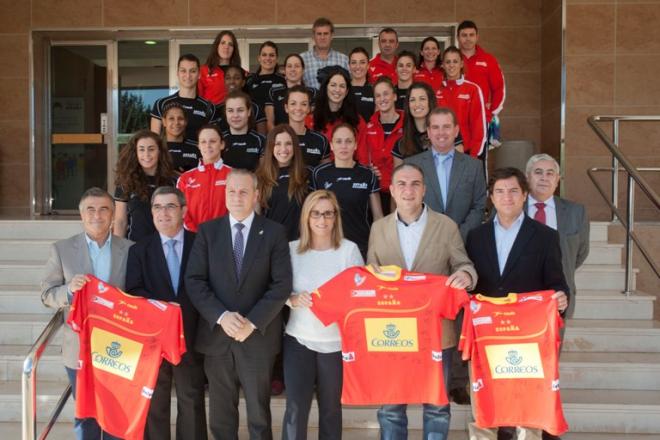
[39,15,590,440]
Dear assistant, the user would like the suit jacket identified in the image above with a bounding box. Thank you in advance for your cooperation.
[367,208,478,348]
[40,232,133,368]
[405,149,487,241]
[466,215,570,305]
[125,230,199,352]
[185,214,292,355]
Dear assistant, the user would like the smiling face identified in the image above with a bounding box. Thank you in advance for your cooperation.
[378,31,399,59]
[225,97,250,131]
[442,50,463,80]
[349,51,369,82]
[326,74,348,108]
[458,27,479,53]
[273,131,294,167]
[151,193,186,237]
[285,56,303,83]
[80,195,114,242]
[408,87,431,121]
[427,112,460,154]
[309,197,336,240]
[527,159,560,202]
[396,55,416,83]
[136,136,159,175]
[258,45,277,73]
[330,126,356,161]
[390,166,426,214]
[197,128,224,164]
[217,34,235,63]
[163,107,186,139]
[224,67,245,92]
[374,82,395,114]
[421,40,440,64]
[177,59,199,89]
[491,176,527,221]
[225,172,259,220]
[285,91,310,123]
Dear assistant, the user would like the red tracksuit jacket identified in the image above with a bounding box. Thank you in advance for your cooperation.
[357,110,404,192]
[413,65,444,92]
[462,45,505,123]
[368,54,398,85]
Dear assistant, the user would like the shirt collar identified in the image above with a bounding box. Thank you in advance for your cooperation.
[159,228,184,246]
[229,211,255,232]
[197,158,224,171]
[85,232,111,248]
[396,204,427,227]
[528,194,555,209]
[432,148,455,161]
[494,211,525,230]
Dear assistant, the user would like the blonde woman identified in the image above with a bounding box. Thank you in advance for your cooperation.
[282,190,363,440]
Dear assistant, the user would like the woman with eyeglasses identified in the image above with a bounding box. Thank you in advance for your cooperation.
[256,124,309,241]
[312,123,383,257]
[436,46,487,158]
[282,189,363,440]
[114,130,175,241]
[176,124,231,232]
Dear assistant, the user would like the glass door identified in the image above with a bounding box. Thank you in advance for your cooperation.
[49,42,113,212]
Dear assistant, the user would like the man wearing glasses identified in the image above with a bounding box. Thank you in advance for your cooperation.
[125,186,207,440]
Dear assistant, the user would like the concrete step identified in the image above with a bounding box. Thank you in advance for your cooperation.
[559,352,660,390]
[0,345,65,383]
[589,222,609,242]
[564,319,660,353]
[0,239,53,263]
[575,265,637,291]
[583,242,622,266]
[0,220,80,240]
[0,314,59,346]
[0,285,52,314]
[572,290,655,320]
[1,381,659,434]
[0,261,47,286]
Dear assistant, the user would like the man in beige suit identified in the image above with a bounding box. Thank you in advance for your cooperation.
[368,163,477,440]
[41,187,132,440]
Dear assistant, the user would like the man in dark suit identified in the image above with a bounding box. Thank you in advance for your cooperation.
[405,106,487,241]
[465,167,569,440]
[124,186,207,440]
[185,169,293,440]
[526,154,589,319]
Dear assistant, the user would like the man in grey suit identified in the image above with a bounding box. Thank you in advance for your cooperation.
[41,187,132,440]
[526,154,589,319]
[405,107,487,241]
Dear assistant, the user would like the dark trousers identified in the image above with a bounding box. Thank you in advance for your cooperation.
[281,335,343,440]
[450,309,469,392]
[205,344,276,440]
[144,352,208,440]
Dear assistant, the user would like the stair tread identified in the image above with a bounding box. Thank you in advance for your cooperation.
[560,351,660,365]
[0,313,53,322]
[576,289,655,299]
[566,319,660,329]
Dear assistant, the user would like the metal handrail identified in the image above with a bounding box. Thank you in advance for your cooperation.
[22,309,72,440]
[587,115,660,295]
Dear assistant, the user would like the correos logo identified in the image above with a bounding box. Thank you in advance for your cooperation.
[486,343,545,379]
[91,328,143,380]
[365,318,418,352]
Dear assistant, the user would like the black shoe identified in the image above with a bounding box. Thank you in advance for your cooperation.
[449,387,470,405]
[542,432,561,440]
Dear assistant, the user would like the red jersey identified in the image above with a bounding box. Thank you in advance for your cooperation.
[435,77,487,157]
[462,45,505,122]
[357,110,404,192]
[197,65,226,105]
[413,65,444,92]
[176,159,232,232]
[311,265,468,405]
[368,54,398,85]
[459,291,568,436]
[67,276,186,440]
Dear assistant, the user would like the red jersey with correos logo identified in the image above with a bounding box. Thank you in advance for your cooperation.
[311,265,468,405]
[459,291,568,436]
[67,276,186,440]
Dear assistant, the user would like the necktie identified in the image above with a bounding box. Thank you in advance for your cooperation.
[534,202,546,225]
[435,154,451,208]
[165,239,180,295]
[233,223,245,276]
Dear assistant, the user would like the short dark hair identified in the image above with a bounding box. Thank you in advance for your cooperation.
[457,20,479,35]
[373,76,395,92]
[426,106,458,126]
[313,17,334,33]
[151,186,187,207]
[177,53,200,69]
[488,167,529,195]
[397,50,417,66]
[391,163,424,181]
[285,84,312,104]
[162,102,188,121]
[79,187,114,211]
[379,27,398,39]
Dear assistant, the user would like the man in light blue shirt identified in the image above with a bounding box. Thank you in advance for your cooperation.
[300,17,349,90]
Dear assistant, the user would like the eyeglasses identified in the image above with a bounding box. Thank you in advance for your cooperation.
[152,203,181,212]
[310,210,336,219]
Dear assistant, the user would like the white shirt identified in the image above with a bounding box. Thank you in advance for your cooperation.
[395,205,428,270]
[527,195,557,230]
[159,228,184,263]
[493,211,525,275]
[286,239,364,353]
[229,211,255,254]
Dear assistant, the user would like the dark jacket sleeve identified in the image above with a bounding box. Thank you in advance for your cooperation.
[124,243,151,298]
[459,160,487,240]
[545,228,571,304]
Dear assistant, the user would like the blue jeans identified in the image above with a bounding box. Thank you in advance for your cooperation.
[378,347,454,440]
[65,367,122,440]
